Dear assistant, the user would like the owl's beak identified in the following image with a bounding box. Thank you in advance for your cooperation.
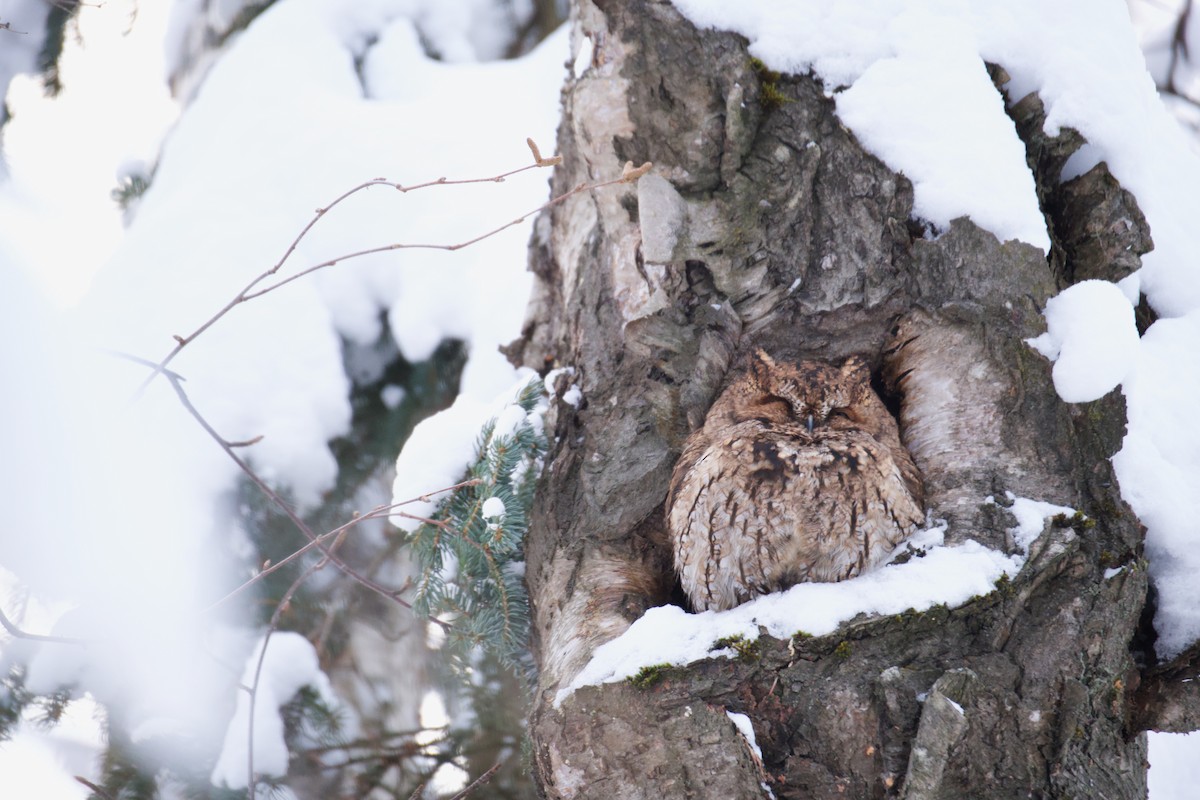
[806,414,814,432]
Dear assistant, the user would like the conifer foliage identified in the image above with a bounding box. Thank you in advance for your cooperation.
[407,379,547,675]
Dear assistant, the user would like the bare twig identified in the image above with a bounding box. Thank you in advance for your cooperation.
[42,0,94,12]
[133,150,561,398]
[73,777,115,800]
[246,530,345,797]
[526,137,562,167]
[1145,0,1200,108]
[448,761,505,800]
[134,145,650,398]
[205,478,481,612]
[0,606,87,646]
[238,170,644,301]
[105,349,187,382]
[396,512,453,530]
[159,368,450,631]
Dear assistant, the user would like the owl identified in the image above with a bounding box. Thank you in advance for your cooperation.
[666,350,924,612]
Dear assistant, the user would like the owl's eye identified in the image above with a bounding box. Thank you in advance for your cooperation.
[756,394,794,412]
[829,408,854,422]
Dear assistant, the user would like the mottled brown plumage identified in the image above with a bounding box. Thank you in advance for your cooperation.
[667,350,924,612]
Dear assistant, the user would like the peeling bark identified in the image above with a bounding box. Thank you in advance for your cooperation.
[511,1,1171,797]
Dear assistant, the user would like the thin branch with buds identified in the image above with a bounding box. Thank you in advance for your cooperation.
[134,143,548,395]
[205,478,481,612]
[238,162,650,303]
[158,366,451,631]
[134,140,644,397]
[129,143,650,634]
[103,144,649,794]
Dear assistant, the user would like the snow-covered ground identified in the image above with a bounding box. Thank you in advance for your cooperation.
[2,0,1199,795]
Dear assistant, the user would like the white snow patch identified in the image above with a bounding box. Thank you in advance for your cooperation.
[561,496,1081,704]
[1114,310,1200,658]
[482,496,507,520]
[1150,732,1200,799]
[727,711,761,759]
[0,695,105,799]
[572,31,595,78]
[391,373,538,531]
[211,633,338,788]
[562,385,583,408]
[543,366,582,407]
[391,393,490,528]
[558,534,1021,705]
[1005,493,1075,553]
[834,14,1047,249]
[670,0,1200,319]
[1026,280,1139,403]
[380,384,406,409]
[491,403,529,440]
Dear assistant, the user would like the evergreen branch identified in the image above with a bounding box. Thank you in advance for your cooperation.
[410,379,546,671]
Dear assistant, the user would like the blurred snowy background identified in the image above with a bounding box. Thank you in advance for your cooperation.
[1,1,568,797]
[1,0,1199,797]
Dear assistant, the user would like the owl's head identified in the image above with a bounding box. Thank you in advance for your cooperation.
[741,349,873,433]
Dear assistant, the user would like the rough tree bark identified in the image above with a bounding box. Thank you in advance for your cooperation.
[505,1,1190,797]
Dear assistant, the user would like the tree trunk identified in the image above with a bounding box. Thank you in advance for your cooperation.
[508,1,1168,797]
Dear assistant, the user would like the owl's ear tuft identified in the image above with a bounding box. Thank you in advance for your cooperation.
[749,349,777,388]
[840,355,871,385]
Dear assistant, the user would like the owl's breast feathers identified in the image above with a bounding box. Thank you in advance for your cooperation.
[668,419,924,612]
